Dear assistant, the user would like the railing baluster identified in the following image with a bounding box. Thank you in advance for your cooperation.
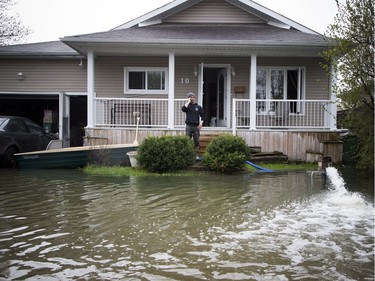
[233,99,332,130]
[94,98,333,130]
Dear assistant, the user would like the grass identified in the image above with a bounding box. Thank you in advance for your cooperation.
[243,162,318,173]
[83,162,319,177]
[83,165,197,177]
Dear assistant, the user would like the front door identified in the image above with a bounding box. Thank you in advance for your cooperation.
[201,66,230,127]
[216,69,227,127]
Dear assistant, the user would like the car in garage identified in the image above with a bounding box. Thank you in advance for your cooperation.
[0,116,58,168]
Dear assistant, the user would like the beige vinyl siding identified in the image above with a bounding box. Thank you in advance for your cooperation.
[165,0,266,24]
[174,57,199,98]
[174,56,329,100]
[0,59,86,92]
[0,56,328,100]
[96,57,169,98]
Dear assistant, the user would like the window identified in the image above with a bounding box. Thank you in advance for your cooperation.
[256,67,305,114]
[256,70,266,112]
[23,119,44,135]
[5,119,28,133]
[125,67,167,93]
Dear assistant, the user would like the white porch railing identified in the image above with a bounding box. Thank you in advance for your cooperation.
[233,99,334,130]
[94,97,335,130]
[94,98,186,128]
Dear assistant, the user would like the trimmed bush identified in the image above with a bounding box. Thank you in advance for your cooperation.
[137,135,195,173]
[202,135,250,173]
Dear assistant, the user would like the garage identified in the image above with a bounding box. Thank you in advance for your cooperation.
[0,93,87,147]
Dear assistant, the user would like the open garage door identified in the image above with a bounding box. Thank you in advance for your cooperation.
[0,92,86,147]
[0,93,59,131]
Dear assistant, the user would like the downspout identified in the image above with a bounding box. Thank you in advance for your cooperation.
[249,54,257,130]
[87,51,95,128]
[329,62,337,130]
[168,52,175,129]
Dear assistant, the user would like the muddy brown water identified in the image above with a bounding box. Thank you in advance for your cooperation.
[0,167,373,280]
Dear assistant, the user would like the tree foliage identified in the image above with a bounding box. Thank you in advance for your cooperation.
[0,0,30,45]
[323,0,374,168]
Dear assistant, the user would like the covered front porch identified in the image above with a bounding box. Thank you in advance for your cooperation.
[73,29,340,163]
[92,97,336,131]
[84,96,342,164]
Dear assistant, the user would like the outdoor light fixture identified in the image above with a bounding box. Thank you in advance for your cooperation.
[231,66,236,77]
[17,72,25,80]
[79,59,83,67]
[194,64,198,76]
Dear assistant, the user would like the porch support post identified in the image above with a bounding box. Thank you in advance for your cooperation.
[87,50,95,128]
[249,54,257,130]
[168,52,175,129]
[329,62,337,130]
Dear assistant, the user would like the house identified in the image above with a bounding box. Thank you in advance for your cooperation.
[0,0,343,163]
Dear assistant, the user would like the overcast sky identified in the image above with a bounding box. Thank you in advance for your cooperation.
[11,0,339,44]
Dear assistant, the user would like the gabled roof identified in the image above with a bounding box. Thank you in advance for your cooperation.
[113,0,319,35]
[0,0,327,58]
[60,24,326,57]
[63,24,324,46]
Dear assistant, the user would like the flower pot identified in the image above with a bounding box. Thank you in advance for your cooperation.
[127,151,138,167]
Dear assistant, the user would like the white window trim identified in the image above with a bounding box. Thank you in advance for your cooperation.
[256,66,306,115]
[124,67,169,94]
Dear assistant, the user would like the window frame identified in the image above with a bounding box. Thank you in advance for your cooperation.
[124,67,168,94]
[256,67,306,115]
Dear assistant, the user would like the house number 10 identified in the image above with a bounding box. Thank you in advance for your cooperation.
[181,78,190,84]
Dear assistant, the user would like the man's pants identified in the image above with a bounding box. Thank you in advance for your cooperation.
[185,125,200,148]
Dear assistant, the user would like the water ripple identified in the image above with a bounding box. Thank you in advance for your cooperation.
[0,168,373,280]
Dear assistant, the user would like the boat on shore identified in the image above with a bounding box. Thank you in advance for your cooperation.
[15,143,138,169]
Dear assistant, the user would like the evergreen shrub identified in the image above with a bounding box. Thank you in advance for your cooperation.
[137,135,195,173]
[202,135,250,173]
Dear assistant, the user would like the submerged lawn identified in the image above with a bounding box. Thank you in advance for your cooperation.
[83,165,198,177]
[244,162,318,173]
[83,162,318,177]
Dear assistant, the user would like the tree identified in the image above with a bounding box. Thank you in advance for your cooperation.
[0,0,30,45]
[323,0,374,168]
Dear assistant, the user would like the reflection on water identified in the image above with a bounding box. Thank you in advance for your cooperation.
[0,167,373,280]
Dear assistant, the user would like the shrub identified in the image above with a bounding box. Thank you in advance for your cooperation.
[137,135,195,173]
[202,135,250,173]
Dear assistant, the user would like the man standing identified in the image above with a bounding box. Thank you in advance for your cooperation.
[182,92,204,154]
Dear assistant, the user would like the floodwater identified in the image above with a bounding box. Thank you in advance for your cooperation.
[0,167,373,281]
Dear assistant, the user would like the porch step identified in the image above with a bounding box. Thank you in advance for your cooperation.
[198,137,288,164]
[249,146,262,153]
[198,134,220,154]
[249,151,288,163]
